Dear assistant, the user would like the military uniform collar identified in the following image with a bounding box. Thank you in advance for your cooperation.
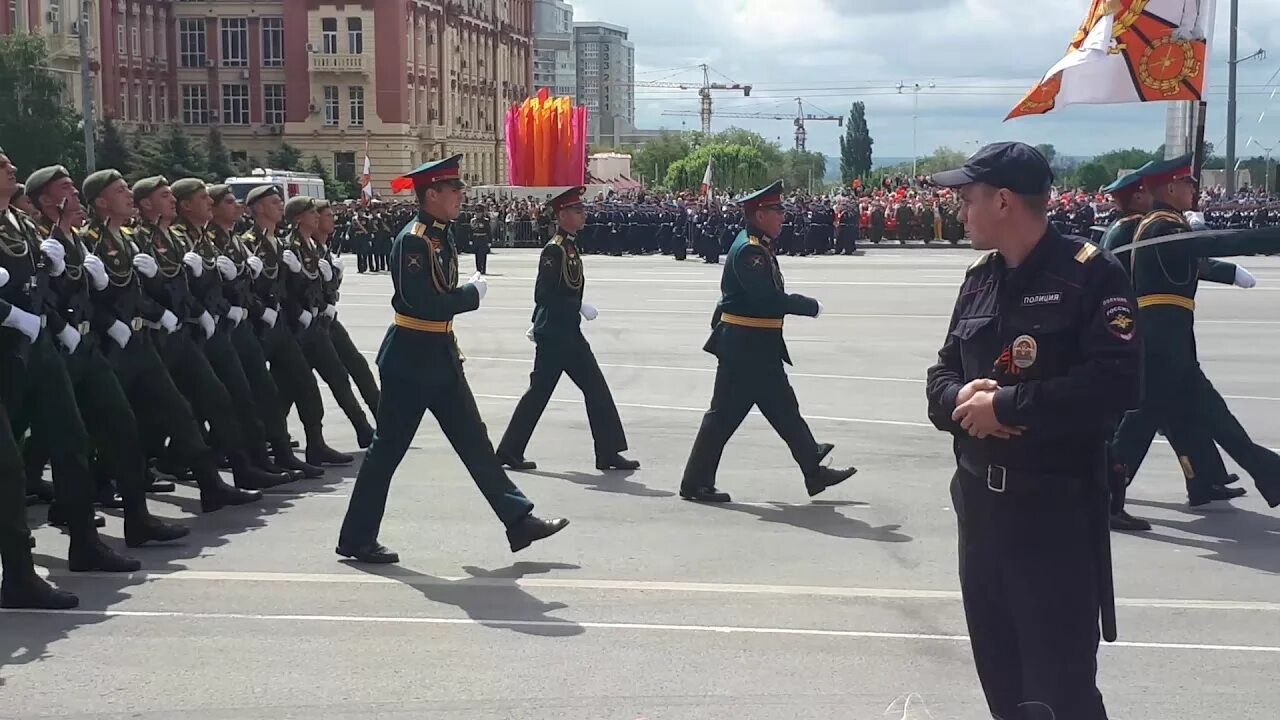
[418,211,450,235]
[744,223,773,248]
[556,227,577,242]
[1002,226,1059,290]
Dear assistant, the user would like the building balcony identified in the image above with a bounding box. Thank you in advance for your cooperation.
[309,53,367,74]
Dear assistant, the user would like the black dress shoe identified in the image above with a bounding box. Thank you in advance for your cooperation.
[146,480,177,493]
[1257,476,1280,508]
[25,493,41,507]
[335,543,400,564]
[1220,484,1248,499]
[356,422,375,450]
[1189,483,1241,507]
[1109,510,1152,532]
[125,515,191,548]
[507,515,570,552]
[276,451,325,479]
[153,462,196,482]
[595,453,640,471]
[498,453,537,471]
[680,486,732,503]
[307,444,354,467]
[1224,473,1241,486]
[200,482,263,513]
[68,539,142,573]
[805,465,858,498]
[1,576,79,610]
[289,438,300,449]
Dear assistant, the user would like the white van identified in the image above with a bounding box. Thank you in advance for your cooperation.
[223,169,327,203]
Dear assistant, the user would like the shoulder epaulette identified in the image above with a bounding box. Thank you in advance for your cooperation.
[410,222,428,237]
[747,235,761,246]
[431,221,447,231]
[551,234,565,246]
[967,251,996,272]
[1135,210,1189,240]
[121,226,134,236]
[1074,242,1101,263]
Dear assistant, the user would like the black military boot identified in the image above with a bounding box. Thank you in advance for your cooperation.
[305,426,353,467]
[273,441,324,479]
[1188,482,1242,507]
[252,443,302,482]
[230,452,291,491]
[121,493,190,548]
[48,503,106,529]
[26,479,55,505]
[194,461,263,513]
[0,541,78,610]
[804,465,858,498]
[507,515,570,552]
[66,511,142,573]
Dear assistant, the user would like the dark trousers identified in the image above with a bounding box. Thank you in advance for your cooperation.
[108,333,216,469]
[0,337,94,512]
[680,357,819,490]
[355,241,371,273]
[329,319,380,415]
[475,250,488,275]
[338,361,533,548]
[0,401,33,557]
[261,320,325,432]
[64,341,151,508]
[497,333,627,460]
[952,467,1109,720]
[156,329,245,457]
[230,320,291,446]
[298,320,370,432]
[204,325,269,454]
[1193,372,1280,497]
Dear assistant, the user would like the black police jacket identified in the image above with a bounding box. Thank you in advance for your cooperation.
[925,228,1142,476]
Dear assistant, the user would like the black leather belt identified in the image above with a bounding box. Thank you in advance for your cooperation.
[959,457,1089,496]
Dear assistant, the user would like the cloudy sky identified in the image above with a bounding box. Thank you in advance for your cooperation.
[568,0,1280,161]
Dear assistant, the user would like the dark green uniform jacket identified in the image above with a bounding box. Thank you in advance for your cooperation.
[530,229,583,339]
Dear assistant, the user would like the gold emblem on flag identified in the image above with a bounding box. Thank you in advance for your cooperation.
[1138,37,1201,96]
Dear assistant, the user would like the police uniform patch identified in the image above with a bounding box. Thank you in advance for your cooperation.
[1011,335,1038,369]
[406,254,424,272]
[1103,297,1136,341]
[1022,292,1062,306]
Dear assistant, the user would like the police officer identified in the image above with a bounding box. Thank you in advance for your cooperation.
[679,181,856,503]
[336,155,568,564]
[925,142,1140,720]
[496,187,638,473]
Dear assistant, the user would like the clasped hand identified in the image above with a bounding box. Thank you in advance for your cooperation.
[952,378,1025,440]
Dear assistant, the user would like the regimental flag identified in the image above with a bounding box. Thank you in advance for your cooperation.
[700,157,715,197]
[360,146,373,205]
[1007,0,1215,120]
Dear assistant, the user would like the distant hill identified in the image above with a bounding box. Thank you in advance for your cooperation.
[817,154,916,184]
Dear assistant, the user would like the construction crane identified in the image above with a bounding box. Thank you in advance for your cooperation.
[661,98,843,151]
[632,64,751,134]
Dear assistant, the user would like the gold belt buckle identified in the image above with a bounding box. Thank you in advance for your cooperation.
[131,317,144,332]
[78,321,91,336]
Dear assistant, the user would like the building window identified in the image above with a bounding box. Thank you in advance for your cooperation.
[261,17,284,67]
[116,21,124,54]
[131,24,139,55]
[133,81,143,123]
[334,152,356,182]
[118,81,128,120]
[263,83,286,125]
[348,86,364,127]
[48,0,61,34]
[323,85,339,126]
[222,84,249,125]
[220,18,248,67]
[157,22,166,58]
[179,19,206,68]
[347,17,362,54]
[144,22,153,57]
[321,18,338,54]
[181,84,209,125]
[158,86,168,121]
[7,2,17,34]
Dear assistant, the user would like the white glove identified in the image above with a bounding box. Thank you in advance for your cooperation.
[106,319,132,349]
[814,300,824,318]
[299,310,313,329]
[322,304,337,320]
[281,250,302,273]
[1,307,41,342]
[1234,266,1257,289]
[579,302,599,321]
[247,256,264,278]
[198,311,215,338]
[227,306,245,326]
[332,256,344,272]
[0,267,8,288]
[1184,211,1208,230]
[525,326,535,343]
[159,310,178,333]
[56,325,80,354]
[183,252,203,278]
[319,259,334,282]
[216,256,237,281]
[133,253,158,278]
[468,271,487,301]
[40,239,66,276]
[261,307,278,328]
[83,254,108,290]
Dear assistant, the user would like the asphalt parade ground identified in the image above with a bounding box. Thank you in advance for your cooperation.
[6,248,1280,720]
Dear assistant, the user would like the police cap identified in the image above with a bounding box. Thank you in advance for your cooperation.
[930,142,1054,195]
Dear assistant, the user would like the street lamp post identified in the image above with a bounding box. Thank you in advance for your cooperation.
[1246,138,1275,195]
[898,81,935,178]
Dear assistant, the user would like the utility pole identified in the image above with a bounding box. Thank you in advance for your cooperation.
[78,0,96,172]
[898,82,935,178]
[1225,0,1239,197]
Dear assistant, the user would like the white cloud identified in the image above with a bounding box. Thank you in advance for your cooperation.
[568,0,1280,159]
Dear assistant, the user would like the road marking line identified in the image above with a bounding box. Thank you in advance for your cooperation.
[4,608,1278,653]
[45,569,1280,612]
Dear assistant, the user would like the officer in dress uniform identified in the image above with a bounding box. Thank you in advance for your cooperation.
[314,200,380,419]
[1109,155,1280,512]
[679,181,857,503]
[925,142,1139,720]
[24,165,190,546]
[470,211,491,274]
[206,185,322,479]
[80,170,264,514]
[242,185,352,468]
[495,187,638,473]
[131,177,291,490]
[336,155,568,564]
[280,196,375,448]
